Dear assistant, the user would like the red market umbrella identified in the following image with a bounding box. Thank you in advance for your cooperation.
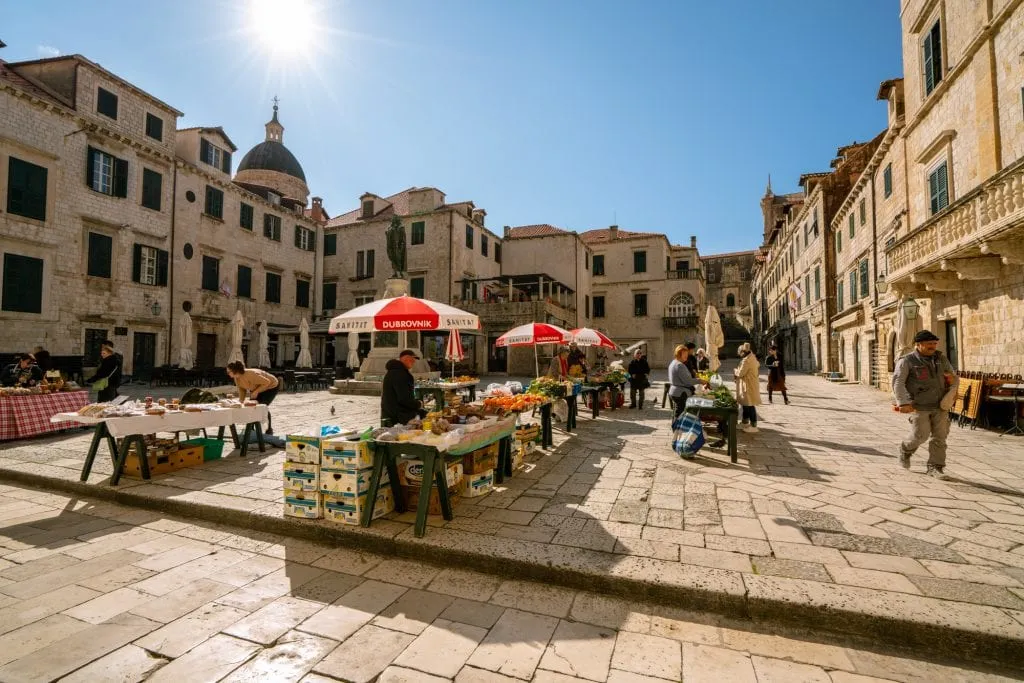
[570,327,618,350]
[495,322,572,377]
[445,328,465,378]
[328,296,479,334]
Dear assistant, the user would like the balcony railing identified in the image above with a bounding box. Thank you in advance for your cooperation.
[886,157,1024,280]
[662,315,699,328]
[666,269,702,280]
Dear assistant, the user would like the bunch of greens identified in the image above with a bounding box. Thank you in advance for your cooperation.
[527,376,567,399]
[709,386,737,409]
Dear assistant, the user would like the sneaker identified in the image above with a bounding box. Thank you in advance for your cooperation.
[899,451,912,469]
[741,420,749,426]
[743,426,759,434]
[926,465,949,480]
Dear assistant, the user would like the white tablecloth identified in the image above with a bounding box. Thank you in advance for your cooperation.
[51,405,268,438]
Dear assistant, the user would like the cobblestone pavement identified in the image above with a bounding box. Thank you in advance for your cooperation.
[0,484,1019,682]
[2,371,1024,664]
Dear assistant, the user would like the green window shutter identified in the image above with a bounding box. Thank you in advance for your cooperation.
[240,203,252,229]
[200,138,211,164]
[411,221,425,245]
[495,243,502,263]
[931,23,942,89]
[814,267,820,300]
[410,277,425,298]
[848,214,855,239]
[296,280,310,307]
[237,265,251,298]
[88,233,112,278]
[7,157,48,221]
[324,233,337,256]
[322,282,337,310]
[859,259,869,297]
[923,31,935,94]
[156,249,169,286]
[86,147,96,189]
[883,164,892,197]
[142,169,162,210]
[836,230,842,253]
[132,244,142,282]
[294,225,301,248]
[367,250,375,277]
[850,270,857,303]
[221,151,231,174]
[2,253,44,313]
[113,157,128,198]
[837,281,844,311]
[936,162,949,211]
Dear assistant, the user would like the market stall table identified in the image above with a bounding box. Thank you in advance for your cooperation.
[414,380,479,411]
[684,397,739,463]
[581,381,626,419]
[0,391,90,441]
[51,404,269,485]
[363,415,517,537]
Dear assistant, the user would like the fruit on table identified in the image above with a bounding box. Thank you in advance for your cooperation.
[484,395,547,413]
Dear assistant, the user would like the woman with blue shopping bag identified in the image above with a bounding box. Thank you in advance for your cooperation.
[667,344,710,458]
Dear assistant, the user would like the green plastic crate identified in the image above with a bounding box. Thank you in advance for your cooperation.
[180,438,226,461]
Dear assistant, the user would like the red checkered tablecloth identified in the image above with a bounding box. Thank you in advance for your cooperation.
[0,391,90,441]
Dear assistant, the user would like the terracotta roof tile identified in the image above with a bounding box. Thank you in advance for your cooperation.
[0,59,69,107]
[326,187,420,228]
[505,224,568,239]
[579,228,660,243]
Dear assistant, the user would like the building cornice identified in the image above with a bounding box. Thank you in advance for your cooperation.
[176,160,318,227]
[833,123,904,229]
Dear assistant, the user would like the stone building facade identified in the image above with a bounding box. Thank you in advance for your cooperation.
[702,250,756,357]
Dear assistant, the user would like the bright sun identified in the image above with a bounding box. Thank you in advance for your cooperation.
[249,0,316,55]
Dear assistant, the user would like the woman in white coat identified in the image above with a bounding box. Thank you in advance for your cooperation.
[734,342,762,433]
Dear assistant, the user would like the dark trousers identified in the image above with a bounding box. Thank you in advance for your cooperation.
[741,405,758,426]
[768,388,789,402]
[256,386,279,432]
[98,387,118,402]
[671,394,689,419]
[630,386,646,408]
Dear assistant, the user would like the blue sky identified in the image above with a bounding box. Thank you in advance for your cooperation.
[4,0,902,255]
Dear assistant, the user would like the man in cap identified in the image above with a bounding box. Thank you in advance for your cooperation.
[892,330,958,479]
[381,349,424,425]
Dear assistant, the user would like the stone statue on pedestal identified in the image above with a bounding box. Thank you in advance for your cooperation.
[386,216,407,278]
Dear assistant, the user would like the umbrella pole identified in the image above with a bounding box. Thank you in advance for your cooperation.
[534,345,539,378]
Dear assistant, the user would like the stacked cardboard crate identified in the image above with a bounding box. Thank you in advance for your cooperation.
[284,434,323,519]
[461,443,496,498]
[397,459,464,514]
[123,436,204,478]
[321,439,393,525]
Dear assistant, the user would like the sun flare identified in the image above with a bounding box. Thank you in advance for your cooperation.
[248,0,316,56]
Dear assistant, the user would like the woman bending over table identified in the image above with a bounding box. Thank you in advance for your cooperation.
[227,361,280,435]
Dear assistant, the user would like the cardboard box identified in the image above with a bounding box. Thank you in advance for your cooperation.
[322,439,374,470]
[284,490,322,519]
[285,434,322,464]
[122,444,203,478]
[402,483,461,516]
[323,488,394,525]
[462,444,498,475]
[283,462,320,492]
[463,469,494,498]
[398,460,463,488]
[320,467,389,495]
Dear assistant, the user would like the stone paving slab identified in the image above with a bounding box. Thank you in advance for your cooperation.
[3,372,1024,669]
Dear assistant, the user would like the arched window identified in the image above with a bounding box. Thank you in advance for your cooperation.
[667,292,695,318]
[726,293,736,308]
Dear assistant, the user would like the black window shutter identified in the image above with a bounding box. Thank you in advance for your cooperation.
[294,225,301,248]
[113,157,129,198]
[132,244,142,282]
[156,249,169,286]
[200,138,211,164]
[932,23,942,86]
[86,147,96,188]
[367,249,375,277]
[221,151,231,174]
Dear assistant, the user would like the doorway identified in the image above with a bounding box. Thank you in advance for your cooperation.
[869,340,879,387]
[853,334,861,382]
[945,319,959,371]
[132,332,156,381]
[488,336,507,373]
[816,334,822,372]
[196,333,217,369]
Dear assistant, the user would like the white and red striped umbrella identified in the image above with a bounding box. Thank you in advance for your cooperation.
[570,327,618,350]
[494,322,572,347]
[329,296,479,334]
[444,329,465,378]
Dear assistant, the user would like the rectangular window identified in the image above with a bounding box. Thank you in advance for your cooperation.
[362,200,374,218]
[87,232,112,278]
[849,270,858,305]
[859,199,866,225]
[296,279,310,308]
[355,295,374,306]
[294,225,314,251]
[633,251,647,273]
[263,213,281,241]
[812,210,819,237]
[131,244,167,286]
[923,20,943,96]
[411,221,425,245]
[814,266,820,300]
[593,254,605,276]
[322,282,337,310]
[2,253,44,313]
[929,161,949,215]
[837,281,844,311]
[860,259,870,298]
[96,87,118,119]
[585,295,590,318]
[6,157,48,221]
[367,249,375,277]
[804,223,809,248]
[465,224,473,248]
[324,233,337,256]
[593,295,605,318]
[494,243,502,264]
[87,147,128,197]
[201,255,219,292]
[410,276,425,298]
[240,203,254,230]
[633,293,648,316]
[145,113,163,141]
[356,250,365,278]
[836,230,843,254]
[237,265,252,298]
[265,272,281,303]
[883,164,893,198]
[848,213,855,239]
[585,252,590,269]
[804,274,810,305]
[200,138,231,173]
[481,234,489,257]
[141,168,162,211]
[84,329,107,366]
[204,185,224,219]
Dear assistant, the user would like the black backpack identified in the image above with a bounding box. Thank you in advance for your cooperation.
[180,388,219,404]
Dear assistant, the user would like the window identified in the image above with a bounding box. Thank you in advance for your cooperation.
[410,277,425,298]
[676,260,689,271]
[848,213,855,239]
[265,272,281,303]
[804,223,809,248]
[923,20,943,96]
[593,295,605,318]
[204,185,223,219]
[367,250,375,277]
[355,295,374,306]
[837,281,844,311]
[240,203,254,230]
[87,232,112,278]
[237,265,252,298]
[294,225,314,251]
[585,252,590,269]
[860,259,870,298]
[585,295,590,318]
[812,210,819,237]
[859,199,866,225]
[633,251,647,273]
[145,113,163,141]
[200,138,231,173]
[96,87,118,119]
[804,275,810,304]
[296,279,310,308]
[356,250,376,278]
[141,168,162,211]
[883,164,893,198]
[132,244,168,286]
[814,267,820,301]
[667,292,695,318]
[263,213,281,241]
[84,329,107,366]
[849,270,858,305]
[324,233,337,256]
[726,293,736,308]
[6,157,47,221]
[593,254,605,275]
[494,243,502,264]
[322,282,337,310]
[481,234,488,257]
[267,191,280,205]
[836,230,843,254]
[411,221,425,245]
[87,147,128,197]
[633,292,648,317]
[2,253,43,313]
[361,200,374,218]
[465,224,474,248]
[201,255,220,292]
[929,161,949,215]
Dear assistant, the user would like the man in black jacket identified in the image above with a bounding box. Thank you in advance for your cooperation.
[381,349,424,425]
[86,341,122,402]
[627,350,650,409]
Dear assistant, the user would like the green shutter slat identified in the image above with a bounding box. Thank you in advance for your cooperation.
[86,147,96,189]
[932,23,942,86]
[113,158,128,198]
[294,226,301,248]
[222,151,231,174]
[157,249,169,286]
[132,244,142,282]
[200,138,210,163]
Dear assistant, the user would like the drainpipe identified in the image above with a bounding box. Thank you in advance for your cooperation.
[869,162,879,386]
[166,161,178,366]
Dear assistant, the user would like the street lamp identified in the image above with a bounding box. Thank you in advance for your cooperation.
[875,273,888,294]
[150,301,162,316]
[902,297,919,320]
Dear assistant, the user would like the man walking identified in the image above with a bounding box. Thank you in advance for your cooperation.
[892,330,958,479]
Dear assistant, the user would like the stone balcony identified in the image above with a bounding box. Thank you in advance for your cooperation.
[886,157,1024,286]
[458,299,576,329]
[665,269,703,280]
[662,315,699,329]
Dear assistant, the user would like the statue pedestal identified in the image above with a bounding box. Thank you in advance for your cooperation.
[355,278,436,380]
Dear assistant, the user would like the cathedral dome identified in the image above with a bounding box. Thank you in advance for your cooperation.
[237,140,306,182]
[233,102,310,202]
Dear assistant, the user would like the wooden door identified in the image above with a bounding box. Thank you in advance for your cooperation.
[196,333,217,369]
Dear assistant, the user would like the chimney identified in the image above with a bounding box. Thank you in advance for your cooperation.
[503,225,511,238]
[690,235,697,248]
[311,196,324,223]
[609,225,619,239]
